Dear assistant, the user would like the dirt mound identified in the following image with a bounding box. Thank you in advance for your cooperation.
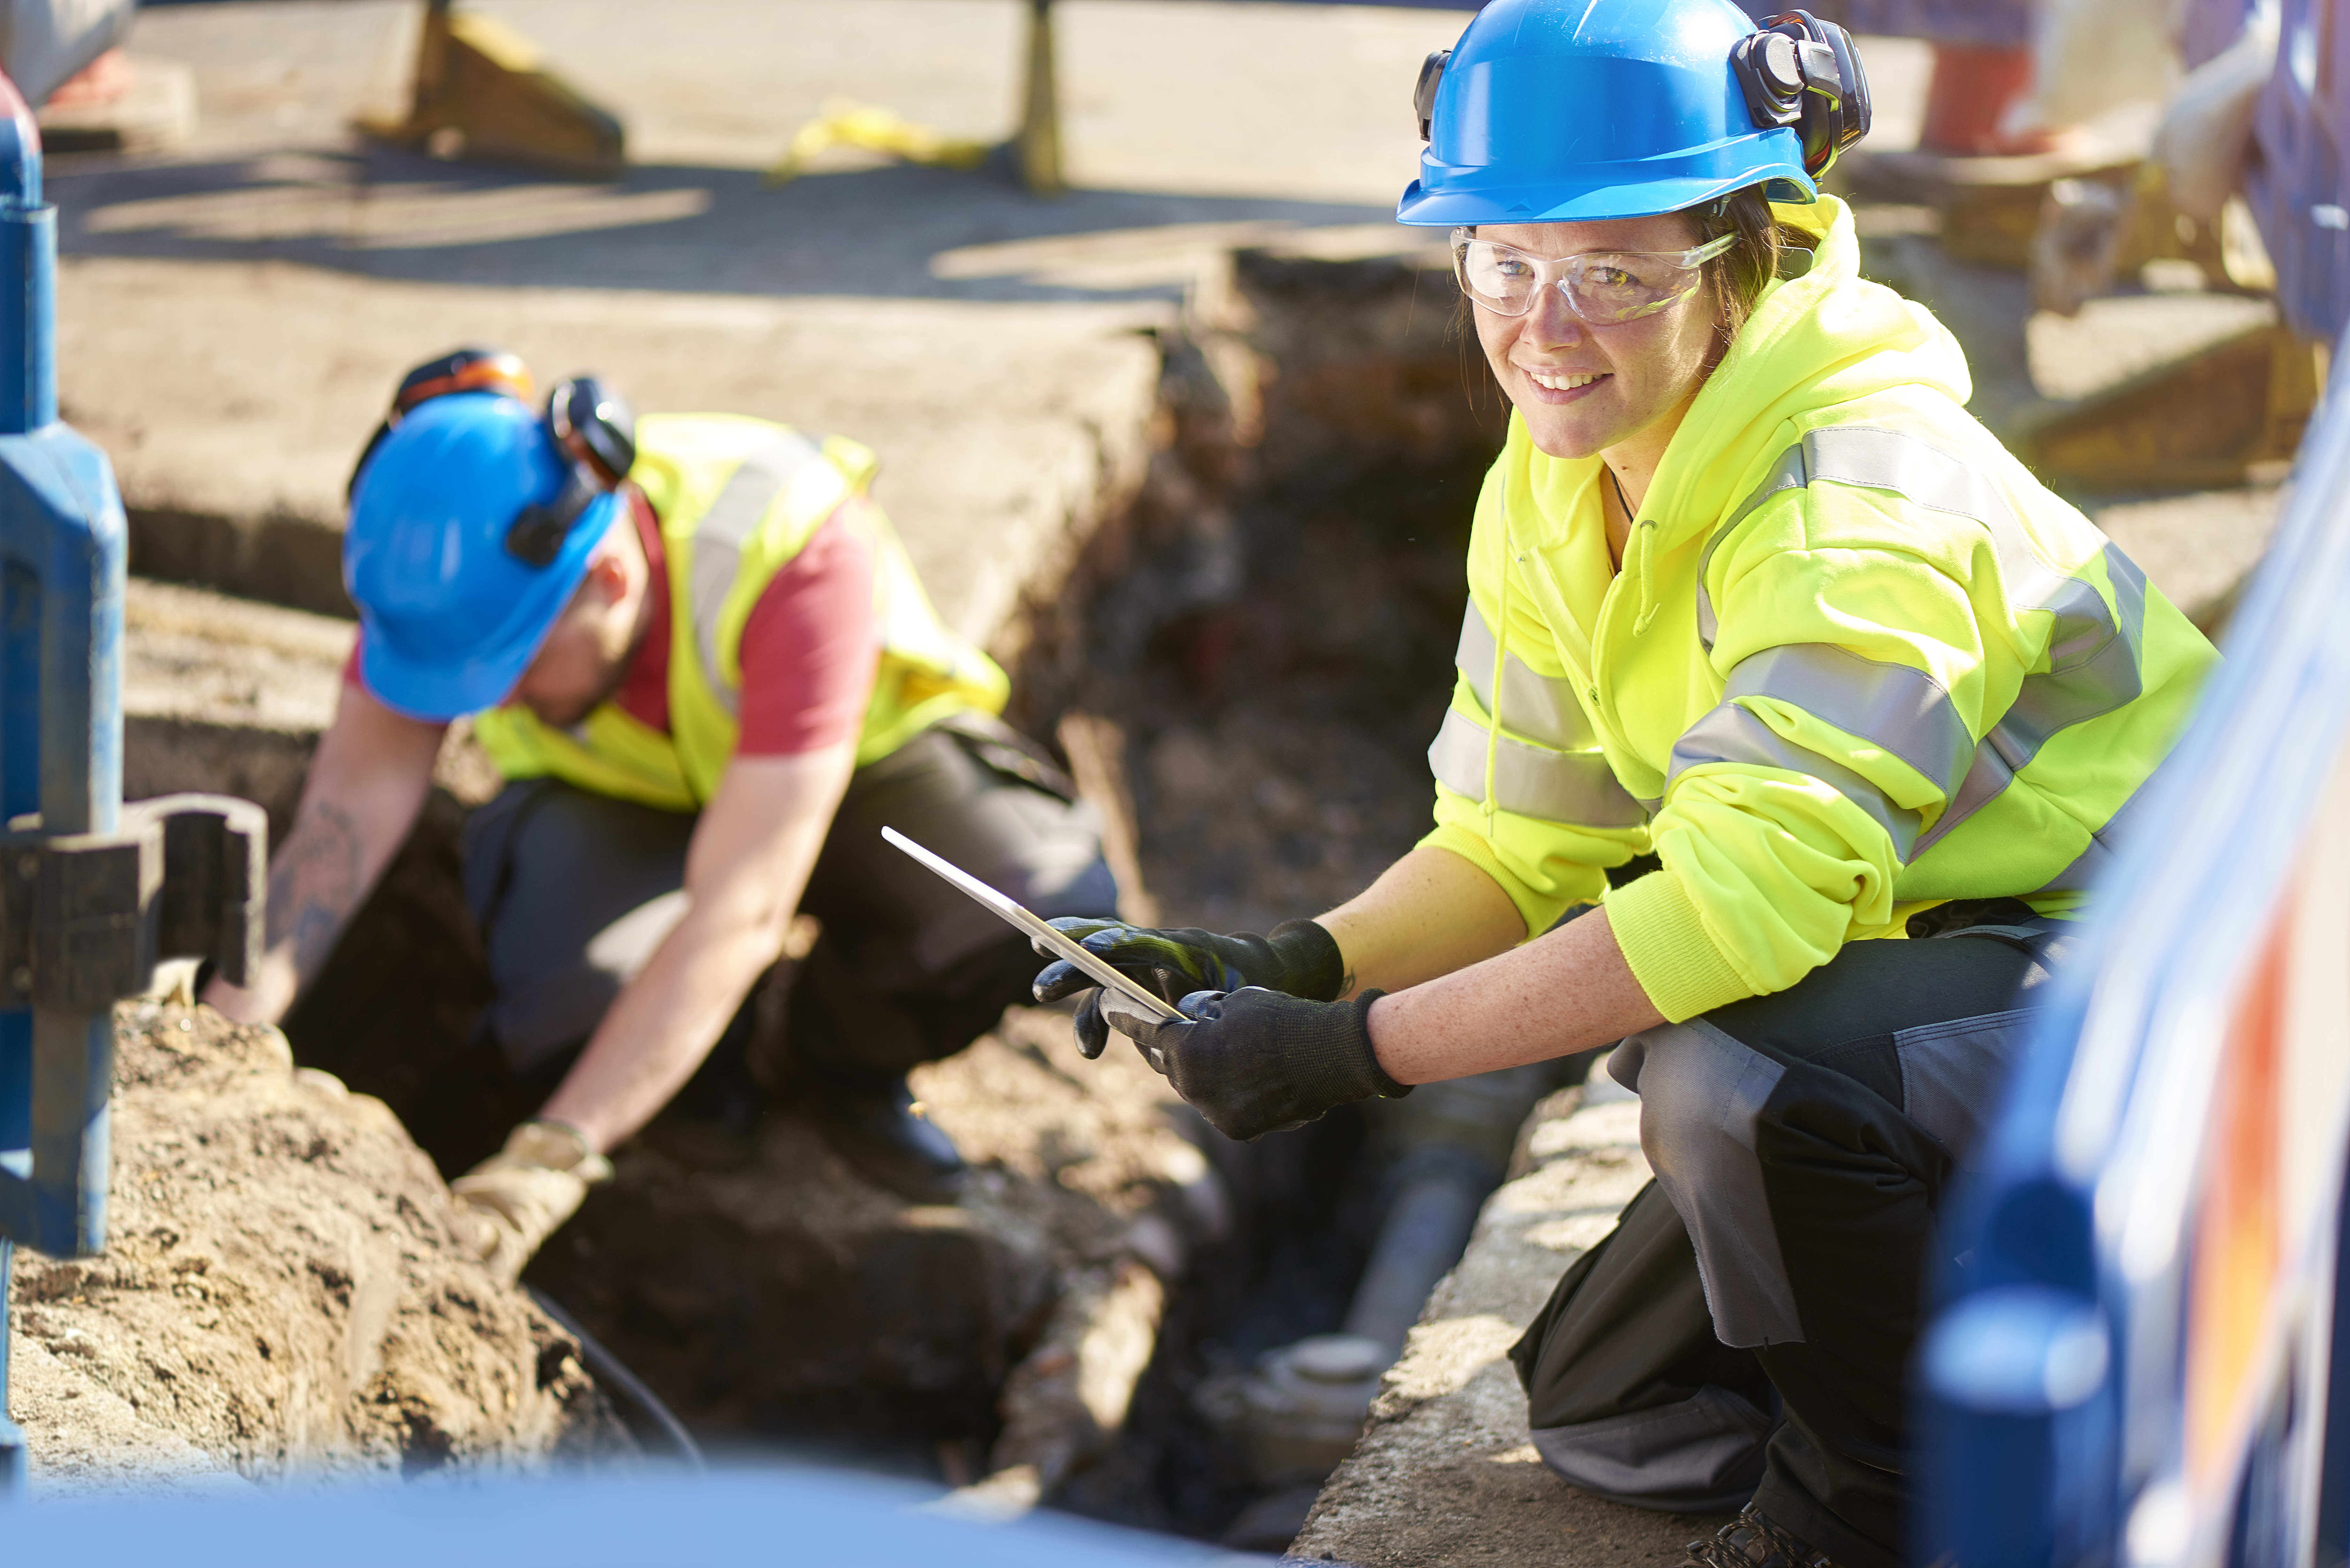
[7,1001,626,1482]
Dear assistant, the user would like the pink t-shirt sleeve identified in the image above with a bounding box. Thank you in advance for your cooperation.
[733,502,881,756]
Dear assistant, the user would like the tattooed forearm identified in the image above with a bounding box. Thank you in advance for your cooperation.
[265,799,365,984]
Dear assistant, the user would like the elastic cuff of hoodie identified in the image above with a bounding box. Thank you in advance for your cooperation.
[1604,867,1756,1023]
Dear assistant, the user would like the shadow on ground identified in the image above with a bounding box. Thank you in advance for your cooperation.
[49,142,1402,303]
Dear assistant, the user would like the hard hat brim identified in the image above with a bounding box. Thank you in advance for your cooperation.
[1395,132,1816,228]
[358,488,624,723]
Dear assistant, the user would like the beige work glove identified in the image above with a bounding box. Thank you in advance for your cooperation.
[448,1119,613,1283]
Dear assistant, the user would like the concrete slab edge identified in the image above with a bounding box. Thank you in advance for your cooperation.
[1287,1086,1698,1567]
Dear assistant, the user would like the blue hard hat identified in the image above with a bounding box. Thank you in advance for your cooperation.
[1397,0,1829,227]
[344,391,621,722]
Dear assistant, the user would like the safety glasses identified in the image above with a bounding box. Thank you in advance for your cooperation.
[1451,228,1736,323]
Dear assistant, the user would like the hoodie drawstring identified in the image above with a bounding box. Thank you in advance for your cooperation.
[1608,464,1664,637]
[1631,517,1662,635]
[1486,524,1516,839]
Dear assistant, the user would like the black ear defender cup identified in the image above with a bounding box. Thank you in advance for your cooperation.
[1414,48,1452,141]
[504,376,636,568]
[346,346,536,501]
[545,376,636,489]
[1731,10,1872,178]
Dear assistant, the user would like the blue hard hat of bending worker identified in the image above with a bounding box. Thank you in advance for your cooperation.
[345,391,622,722]
[1398,0,1821,227]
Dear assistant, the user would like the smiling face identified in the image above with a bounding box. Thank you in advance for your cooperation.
[1470,214,1726,465]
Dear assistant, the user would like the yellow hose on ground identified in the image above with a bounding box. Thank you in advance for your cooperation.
[765,99,992,187]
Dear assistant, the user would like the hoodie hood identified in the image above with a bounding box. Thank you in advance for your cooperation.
[1505,194,1972,562]
[1499,195,1973,640]
[1639,195,1971,550]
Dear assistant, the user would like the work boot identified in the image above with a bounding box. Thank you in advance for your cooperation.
[1683,1508,1841,1568]
[802,1076,967,1204]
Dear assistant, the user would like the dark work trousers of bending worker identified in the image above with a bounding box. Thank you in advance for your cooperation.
[465,717,1117,1135]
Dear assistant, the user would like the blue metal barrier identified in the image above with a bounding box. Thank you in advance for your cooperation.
[0,73,266,1494]
[1918,318,2350,1562]
[0,64,125,1498]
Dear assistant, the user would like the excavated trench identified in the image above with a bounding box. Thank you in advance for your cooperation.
[258,245,1557,1543]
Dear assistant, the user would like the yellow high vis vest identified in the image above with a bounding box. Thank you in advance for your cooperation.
[473,413,1009,811]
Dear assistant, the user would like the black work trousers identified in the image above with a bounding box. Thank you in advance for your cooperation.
[1509,921,2053,1568]
[459,720,1120,1095]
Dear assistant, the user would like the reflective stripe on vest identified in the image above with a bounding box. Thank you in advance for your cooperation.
[1430,601,1647,828]
[1453,600,1599,751]
[1692,425,2149,861]
[688,430,827,718]
[472,416,1006,808]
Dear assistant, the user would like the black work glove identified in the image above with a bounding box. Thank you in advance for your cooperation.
[1096,985,1408,1141]
[1032,916,1346,1059]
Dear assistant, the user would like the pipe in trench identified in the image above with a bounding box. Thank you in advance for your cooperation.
[1216,1061,1574,1488]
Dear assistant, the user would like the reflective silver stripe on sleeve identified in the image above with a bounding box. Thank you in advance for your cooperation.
[688,431,828,718]
[1454,600,1596,751]
[1429,706,1649,828]
[1723,643,1974,797]
[1800,428,2151,858]
[1667,702,1923,860]
[1691,425,2152,861]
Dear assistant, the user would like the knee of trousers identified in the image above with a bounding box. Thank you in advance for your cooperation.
[1530,1384,1771,1513]
[1610,1021,1803,1350]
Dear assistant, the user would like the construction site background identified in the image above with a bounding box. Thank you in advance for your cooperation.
[0,2,2320,1563]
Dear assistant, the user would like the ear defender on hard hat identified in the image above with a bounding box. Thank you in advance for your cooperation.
[1413,48,1449,143]
[506,377,637,567]
[1729,10,1871,179]
[1395,0,1870,228]
[343,351,637,723]
[346,348,638,569]
[1412,11,1868,181]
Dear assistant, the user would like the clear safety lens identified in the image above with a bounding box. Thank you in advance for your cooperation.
[1452,232,1735,323]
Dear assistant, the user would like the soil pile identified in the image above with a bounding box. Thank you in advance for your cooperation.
[7,1001,626,1483]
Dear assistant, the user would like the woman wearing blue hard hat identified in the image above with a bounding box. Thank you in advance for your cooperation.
[1036,3,2218,1564]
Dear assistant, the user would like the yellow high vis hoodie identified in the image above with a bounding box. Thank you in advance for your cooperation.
[1421,195,2219,1022]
